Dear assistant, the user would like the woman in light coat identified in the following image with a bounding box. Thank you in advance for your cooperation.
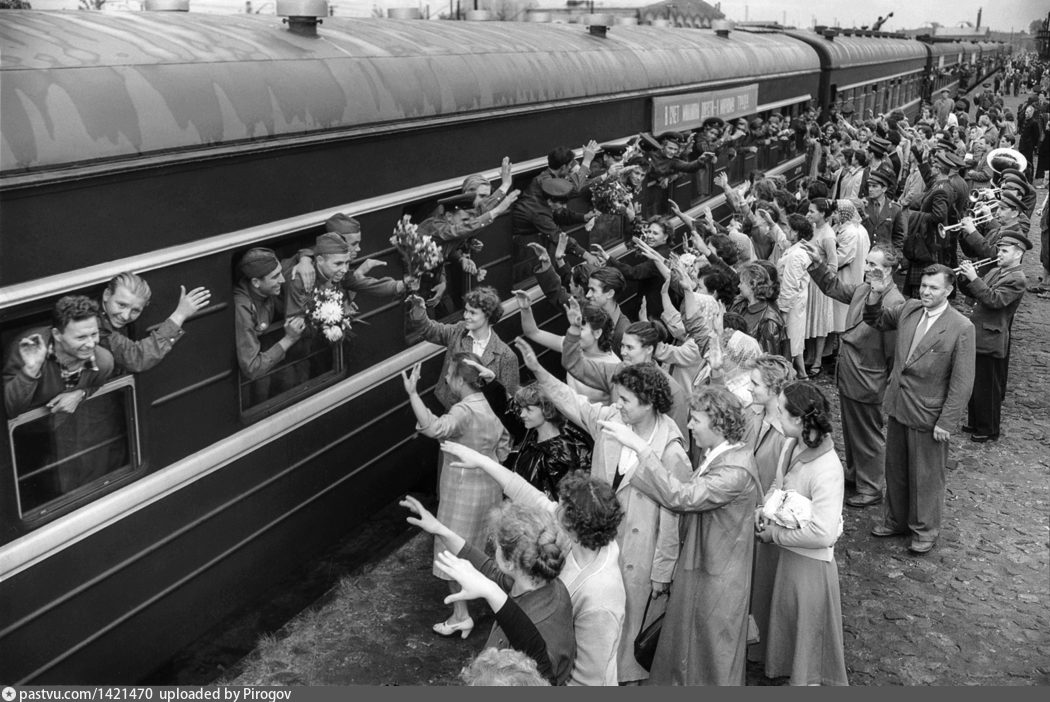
[514,337,690,684]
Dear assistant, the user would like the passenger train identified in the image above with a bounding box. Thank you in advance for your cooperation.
[0,9,1007,683]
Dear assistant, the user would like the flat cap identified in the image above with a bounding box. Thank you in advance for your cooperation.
[239,248,280,280]
[998,229,1033,251]
[997,189,1024,212]
[867,136,892,155]
[315,232,350,255]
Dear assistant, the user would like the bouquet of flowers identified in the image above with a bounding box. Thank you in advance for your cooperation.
[590,177,635,215]
[389,215,443,290]
[305,287,353,342]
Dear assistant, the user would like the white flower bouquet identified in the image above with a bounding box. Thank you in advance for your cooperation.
[305,287,353,343]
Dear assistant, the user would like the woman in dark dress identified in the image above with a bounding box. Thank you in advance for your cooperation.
[511,382,592,500]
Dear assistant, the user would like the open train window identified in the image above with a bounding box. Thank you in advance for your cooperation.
[237,318,347,421]
[8,375,141,522]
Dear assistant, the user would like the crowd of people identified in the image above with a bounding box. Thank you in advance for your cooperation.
[389,58,1046,686]
[3,51,1047,686]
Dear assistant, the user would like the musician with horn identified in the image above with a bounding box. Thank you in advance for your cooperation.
[954,228,1032,444]
[997,169,1038,222]
[901,150,957,298]
[958,190,1027,259]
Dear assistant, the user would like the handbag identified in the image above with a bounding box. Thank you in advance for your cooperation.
[633,592,666,672]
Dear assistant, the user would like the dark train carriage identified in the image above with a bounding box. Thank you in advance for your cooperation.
[0,11,821,683]
[783,29,930,120]
[925,40,969,96]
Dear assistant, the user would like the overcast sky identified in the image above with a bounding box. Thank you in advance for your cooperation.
[717,0,1046,33]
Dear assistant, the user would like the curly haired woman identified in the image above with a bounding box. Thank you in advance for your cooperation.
[600,385,761,685]
[442,442,627,686]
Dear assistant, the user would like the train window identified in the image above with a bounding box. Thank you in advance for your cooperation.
[237,323,346,416]
[8,375,141,521]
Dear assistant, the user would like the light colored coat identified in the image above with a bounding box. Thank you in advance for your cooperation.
[538,372,689,682]
[505,473,626,686]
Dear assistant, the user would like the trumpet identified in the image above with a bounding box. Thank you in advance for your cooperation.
[969,186,1002,203]
[968,200,1000,217]
[953,257,996,273]
[937,211,995,237]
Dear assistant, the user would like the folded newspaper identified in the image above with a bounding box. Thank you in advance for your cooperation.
[761,488,813,529]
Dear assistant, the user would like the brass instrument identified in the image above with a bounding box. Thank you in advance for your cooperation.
[986,147,1028,177]
[967,200,1000,217]
[937,211,995,237]
[953,257,996,273]
[969,186,1002,203]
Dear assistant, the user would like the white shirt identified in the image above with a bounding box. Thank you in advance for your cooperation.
[467,329,491,358]
[922,300,950,327]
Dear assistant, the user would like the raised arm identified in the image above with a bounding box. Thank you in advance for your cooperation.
[513,289,565,353]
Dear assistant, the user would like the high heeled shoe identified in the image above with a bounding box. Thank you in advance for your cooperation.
[433,617,474,639]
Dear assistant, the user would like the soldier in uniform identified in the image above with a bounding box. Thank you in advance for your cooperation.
[511,177,596,282]
[233,248,305,405]
[859,169,906,255]
[901,151,956,297]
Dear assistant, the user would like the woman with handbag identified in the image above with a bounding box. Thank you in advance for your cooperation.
[755,381,848,686]
[513,337,690,685]
[598,386,761,685]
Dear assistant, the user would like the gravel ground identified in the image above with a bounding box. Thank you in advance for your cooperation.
[207,101,1050,687]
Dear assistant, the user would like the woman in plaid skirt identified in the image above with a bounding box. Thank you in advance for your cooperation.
[402,352,511,638]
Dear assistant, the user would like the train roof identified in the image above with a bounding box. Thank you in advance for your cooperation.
[781,29,928,69]
[0,11,818,176]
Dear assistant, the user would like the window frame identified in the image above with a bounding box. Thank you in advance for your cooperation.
[7,374,143,523]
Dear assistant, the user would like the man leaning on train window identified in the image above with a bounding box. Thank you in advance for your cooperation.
[2,295,116,494]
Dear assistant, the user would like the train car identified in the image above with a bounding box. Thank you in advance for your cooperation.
[782,28,930,119]
[0,10,824,683]
[925,40,969,96]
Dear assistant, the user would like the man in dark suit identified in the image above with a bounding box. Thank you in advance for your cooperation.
[860,169,906,255]
[864,264,976,554]
[807,244,905,508]
[956,229,1031,442]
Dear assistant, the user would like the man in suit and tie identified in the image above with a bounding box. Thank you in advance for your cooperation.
[859,169,906,255]
[955,228,1031,443]
[807,244,905,508]
[863,264,976,554]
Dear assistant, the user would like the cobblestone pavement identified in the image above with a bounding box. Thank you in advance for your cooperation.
[219,119,1049,688]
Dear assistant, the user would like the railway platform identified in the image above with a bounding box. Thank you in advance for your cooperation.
[164,100,1049,688]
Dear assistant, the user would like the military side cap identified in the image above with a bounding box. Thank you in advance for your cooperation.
[997,189,1024,212]
[998,229,1033,251]
[600,143,629,158]
[315,232,349,255]
[438,192,476,212]
[540,178,574,201]
[239,248,280,280]
[325,212,361,235]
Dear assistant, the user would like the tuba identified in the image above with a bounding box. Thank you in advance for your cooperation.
[986,147,1028,177]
